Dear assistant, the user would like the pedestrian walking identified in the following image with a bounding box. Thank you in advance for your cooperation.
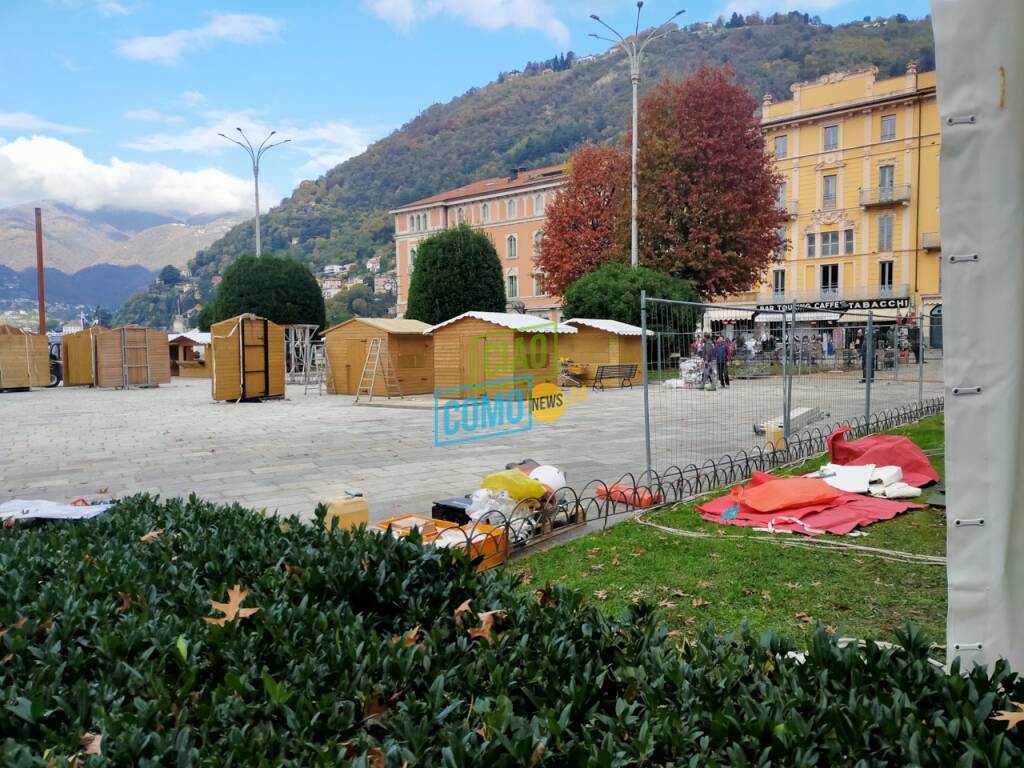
[701,333,717,389]
[714,335,731,388]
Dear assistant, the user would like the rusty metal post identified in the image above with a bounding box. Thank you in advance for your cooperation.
[35,207,46,334]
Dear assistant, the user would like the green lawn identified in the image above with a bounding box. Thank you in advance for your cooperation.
[517,415,947,646]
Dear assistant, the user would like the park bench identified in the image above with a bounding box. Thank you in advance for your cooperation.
[593,363,639,390]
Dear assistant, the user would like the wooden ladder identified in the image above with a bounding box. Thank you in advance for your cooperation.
[354,337,403,403]
[303,341,327,396]
[121,329,151,388]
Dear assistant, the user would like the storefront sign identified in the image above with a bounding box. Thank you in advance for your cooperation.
[756,297,911,312]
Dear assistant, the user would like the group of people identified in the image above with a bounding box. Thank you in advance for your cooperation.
[693,334,732,389]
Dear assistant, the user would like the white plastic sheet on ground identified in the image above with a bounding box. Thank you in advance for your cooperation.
[934,1,1024,669]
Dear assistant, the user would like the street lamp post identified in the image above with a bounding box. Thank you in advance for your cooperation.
[218,128,291,257]
[590,3,684,269]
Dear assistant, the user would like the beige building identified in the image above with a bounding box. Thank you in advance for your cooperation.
[390,165,567,320]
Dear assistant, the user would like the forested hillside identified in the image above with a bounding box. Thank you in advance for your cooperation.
[123,12,935,327]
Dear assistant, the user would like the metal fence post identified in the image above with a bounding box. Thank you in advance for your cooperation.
[783,303,795,442]
[640,290,652,479]
[917,319,925,405]
[865,310,874,425]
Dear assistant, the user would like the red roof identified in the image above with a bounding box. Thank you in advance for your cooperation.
[393,164,567,211]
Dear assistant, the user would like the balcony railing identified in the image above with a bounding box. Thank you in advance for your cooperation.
[822,195,837,211]
[922,232,941,251]
[757,283,911,305]
[859,184,912,207]
[776,200,799,218]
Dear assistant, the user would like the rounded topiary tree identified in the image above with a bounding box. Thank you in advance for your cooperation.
[562,262,698,327]
[211,254,326,330]
[404,225,505,325]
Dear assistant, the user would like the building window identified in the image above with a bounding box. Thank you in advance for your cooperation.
[775,226,787,257]
[420,214,427,231]
[533,230,542,256]
[772,269,785,297]
[844,228,855,255]
[878,213,894,252]
[823,124,839,151]
[506,234,518,260]
[507,271,518,298]
[821,231,840,257]
[881,114,897,141]
[457,207,465,224]
[408,214,416,232]
[774,135,788,160]
[820,264,839,298]
[806,233,816,258]
[409,247,417,273]
[534,193,546,215]
[822,174,837,210]
[776,182,787,209]
[533,272,546,297]
[879,164,895,193]
[507,199,516,219]
[482,203,490,223]
[879,261,894,294]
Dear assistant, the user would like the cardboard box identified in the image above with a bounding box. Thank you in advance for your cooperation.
[376,514,507,571]
[324,494,369,531]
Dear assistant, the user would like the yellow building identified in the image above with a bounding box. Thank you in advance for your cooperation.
[718,64,942,338]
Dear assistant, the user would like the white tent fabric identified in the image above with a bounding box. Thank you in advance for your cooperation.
[934,0,1024,670]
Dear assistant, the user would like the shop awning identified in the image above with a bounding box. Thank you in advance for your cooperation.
[753,311,841,323]
[701,307,757,322]
[836,307,906,324]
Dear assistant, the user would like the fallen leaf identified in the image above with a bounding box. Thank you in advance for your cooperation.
[683,616,697,626]
[363,691,388,720]
[697,579,715,589]
[762,591,772,602]
[279,522,290,533]
[454,599,473,622]
[854,558,865,564]
[590,563,604,572]
[468,610,507,641]
[657,599,677,609]
[534,587,556,608]
[825,624,838,635]
[202,585,260,627]
[631,548,645,557]
[97,487,109,494]
[368,746,385,768]
[140,529,164,543]
[630,589,645,605]
[794,611,814,624]
[594,590,609,601]
[993,705,1024,731]
[2,654,12,663]
[401,626,420,647]
[671,589,690,598]
[81,733,102,756]
[810,581,822,588]
[520,570,534,585]
[657,586,669,593]
[361,557,370,573]
[785,582,801,589]
[610,556,621,567]
[282,561,303,578]
[586,548,601,560]
[82,554,97,566]
[667,630,683,638]
[116,591,131,613]
[14,617,27,630]
[708,552,721,561]
[742,587,754,596]
[527,741,547,768]
[828,600,851,611]
[691,598,709,608]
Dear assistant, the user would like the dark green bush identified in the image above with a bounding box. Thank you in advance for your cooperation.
[2,496,1022,766]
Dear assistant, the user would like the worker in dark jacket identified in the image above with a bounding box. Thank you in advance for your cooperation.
[714,336,731,388]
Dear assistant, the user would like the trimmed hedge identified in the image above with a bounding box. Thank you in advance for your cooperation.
[1,496,1022,766]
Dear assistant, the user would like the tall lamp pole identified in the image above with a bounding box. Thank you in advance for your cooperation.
[590,3,684,269]
[218,128,290,257]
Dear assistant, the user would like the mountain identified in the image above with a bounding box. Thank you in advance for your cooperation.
[0,201,243,273]
[0,263,156,309]
[126,12,936,327]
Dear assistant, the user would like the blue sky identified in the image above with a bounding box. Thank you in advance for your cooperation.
[0,0,930,218]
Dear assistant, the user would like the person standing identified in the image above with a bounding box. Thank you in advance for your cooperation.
[701,333,716,388]
[908,322,922,364]
[859,327,875,383]
[714,335,731,388]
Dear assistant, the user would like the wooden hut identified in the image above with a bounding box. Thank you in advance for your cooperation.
[168,332,211,378]
[0,325,49,391]
[428,312,575,399]
[61,327,102,386]
[210,314,285,401]
[322,318,433,396]
[561,318,645,388]
[93,327,171,388]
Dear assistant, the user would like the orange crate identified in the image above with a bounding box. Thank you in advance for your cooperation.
[377,515,507,571]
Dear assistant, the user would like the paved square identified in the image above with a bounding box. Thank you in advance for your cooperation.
[1,368,942,523]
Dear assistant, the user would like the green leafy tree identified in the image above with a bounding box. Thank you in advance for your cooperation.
[325,284,393,327]
[211,255,326,330]
[159,265,183,285]
[405,225,505,325]
[561,263,697,327]
[91,305,112,328]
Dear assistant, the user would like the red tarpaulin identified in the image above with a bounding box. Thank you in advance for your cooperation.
[697,471,925,536]
[826,427,940,488]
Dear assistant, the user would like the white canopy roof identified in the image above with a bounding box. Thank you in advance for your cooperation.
[564,318,648,336]
[425,311,576,334]
[167,331,211,345]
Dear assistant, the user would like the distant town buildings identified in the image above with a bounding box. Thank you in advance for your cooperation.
[374,273,396,295]
[322,263,354,277]
[365,256,381,274]
[390,164,568,320]
[320,276,344,299]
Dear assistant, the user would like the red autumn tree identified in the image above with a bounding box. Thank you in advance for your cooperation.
[630,66,786,296]
[537,143,628,296]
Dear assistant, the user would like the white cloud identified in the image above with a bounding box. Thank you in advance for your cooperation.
[52,0,139,15]
[365,0,570,45]
[0,112,86,135]
[125,109,377,180]
[124,109,184,124]
[0,136,254,216]
[178,90,207,108]
[116,13,283,65]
